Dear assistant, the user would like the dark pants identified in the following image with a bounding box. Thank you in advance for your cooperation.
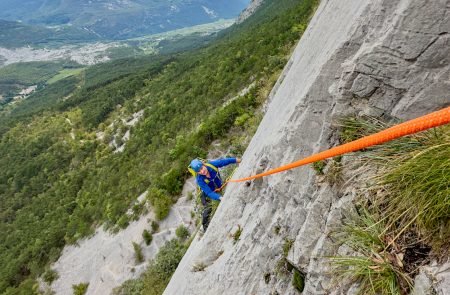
[201,193,213,231]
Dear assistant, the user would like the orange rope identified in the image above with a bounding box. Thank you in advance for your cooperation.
[214,167,238,192]
[228,106,450,183]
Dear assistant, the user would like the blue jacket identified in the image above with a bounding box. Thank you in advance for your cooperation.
[196,158,237,201]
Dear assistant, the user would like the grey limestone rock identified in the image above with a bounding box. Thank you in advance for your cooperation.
[164,1,450,294]
[235,0,265,24]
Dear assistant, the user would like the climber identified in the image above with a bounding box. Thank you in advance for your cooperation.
[189,157,241,232]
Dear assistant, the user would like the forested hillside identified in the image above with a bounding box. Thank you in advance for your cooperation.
[0,20,100,48]
[0,0,318,293]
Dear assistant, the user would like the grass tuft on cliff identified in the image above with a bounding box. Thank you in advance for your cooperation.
[332,115,449,295]
[340,116,450,250]
[331,209,412,295]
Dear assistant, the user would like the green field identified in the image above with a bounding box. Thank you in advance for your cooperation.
[0,61,83,106]
[47,68,85,84]
[0,62,65,85]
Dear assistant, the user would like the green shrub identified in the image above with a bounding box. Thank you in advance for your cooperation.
[132,202,145,216]
[141,239,187,295]
[153,196,172,221]
[264,273,271,284]
[274,225,281,235]
[234,113,251,126]
[103,132,113,144]
[160,168,183,195]
[132,242,144,264]
[115,136,124,147]
[175,225,190,241]
[312,160,326,175]
[72,283,89,295]
[112,279,144,295]
[292,269,305,292]
[151,221,160,233]
[192,262,206,272]
[282,238,294,257]
[117,215,130,229]
[42,268,59,284]
[142,230,153,245]
[147,188,172,220]
[232,225,242,244]
[275,237,296,277]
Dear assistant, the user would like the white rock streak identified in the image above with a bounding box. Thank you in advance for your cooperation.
[202,6,218,18]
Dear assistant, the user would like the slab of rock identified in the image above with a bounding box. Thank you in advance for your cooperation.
[165,0,450,294]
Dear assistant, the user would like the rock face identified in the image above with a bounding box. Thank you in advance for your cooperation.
[165,0,450,294]
[235,0,264,24]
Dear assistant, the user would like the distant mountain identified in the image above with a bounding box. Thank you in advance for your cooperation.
[0,19,100,48]
[0,0,250,40]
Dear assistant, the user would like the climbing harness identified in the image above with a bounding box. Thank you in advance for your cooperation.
[215,167,238,192]
[189,164,238,200]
